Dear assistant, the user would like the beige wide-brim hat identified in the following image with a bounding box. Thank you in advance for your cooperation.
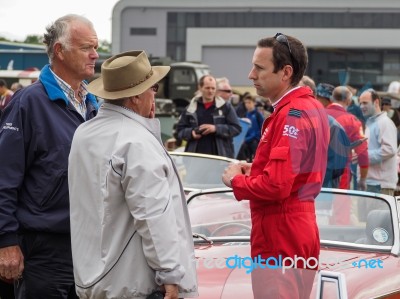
[88,50,170,100]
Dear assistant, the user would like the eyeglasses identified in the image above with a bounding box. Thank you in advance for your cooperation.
[151,83,159,93]
[274,33,296,71]
[218,89,232,93]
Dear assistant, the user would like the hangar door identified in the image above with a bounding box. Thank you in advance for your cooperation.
[202,46,255,87]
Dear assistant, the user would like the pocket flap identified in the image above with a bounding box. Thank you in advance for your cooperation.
[270,146,289,160]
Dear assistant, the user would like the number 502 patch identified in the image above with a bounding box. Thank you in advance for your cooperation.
[282,125,299,139]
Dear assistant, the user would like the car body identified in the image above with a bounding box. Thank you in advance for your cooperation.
[188,187,400,299]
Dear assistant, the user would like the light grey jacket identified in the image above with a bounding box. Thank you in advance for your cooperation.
[365,111,398,189]
[68,103,198,298]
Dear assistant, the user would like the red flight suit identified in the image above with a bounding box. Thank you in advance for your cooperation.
[232,86,329,264]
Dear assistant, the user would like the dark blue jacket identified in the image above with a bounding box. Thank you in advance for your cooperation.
[0,65,98,248]
[176,96,241,158]
[323,115,350,188]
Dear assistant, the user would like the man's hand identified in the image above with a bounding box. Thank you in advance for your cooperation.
[163,284,179,299]
[357,178,367,191]
[0,245,24,281]
[192,129,202,139]
[222,162,248,187]
[239,162,252,175]
[197,124,216,135]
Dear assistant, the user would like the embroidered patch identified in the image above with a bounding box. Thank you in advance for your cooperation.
[282,124,299,139]
[2,122,19,132]
[288,108,301,118]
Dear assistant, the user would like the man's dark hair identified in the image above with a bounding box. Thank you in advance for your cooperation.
[257,34,308,86]
[367,88,381,106]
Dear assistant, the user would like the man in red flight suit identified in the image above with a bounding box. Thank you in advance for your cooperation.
[222,33,330,299]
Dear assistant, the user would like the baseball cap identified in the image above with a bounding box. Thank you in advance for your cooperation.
[382,97,392,105]
[316,83,335,100]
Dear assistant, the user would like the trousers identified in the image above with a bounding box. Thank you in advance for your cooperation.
[14,232,78,299]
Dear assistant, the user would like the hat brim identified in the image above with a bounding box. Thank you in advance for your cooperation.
[87,65,170,100]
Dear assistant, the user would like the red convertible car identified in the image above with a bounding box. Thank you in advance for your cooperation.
[188,187,400,299]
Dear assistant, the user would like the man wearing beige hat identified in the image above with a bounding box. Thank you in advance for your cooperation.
[68,51,198,299]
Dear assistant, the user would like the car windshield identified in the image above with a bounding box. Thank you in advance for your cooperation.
[189,190,395,247]
[169,152,236,190]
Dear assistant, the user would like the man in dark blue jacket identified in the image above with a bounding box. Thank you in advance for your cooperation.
[176,75,241,158]
[0,14,99,299]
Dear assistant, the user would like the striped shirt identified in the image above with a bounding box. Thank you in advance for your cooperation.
[50,68,88,120]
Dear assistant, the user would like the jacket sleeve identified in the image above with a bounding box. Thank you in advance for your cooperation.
[0,97,31,248]
[176,109,196,141]
[214,102,242,139]
[121,140,185,285]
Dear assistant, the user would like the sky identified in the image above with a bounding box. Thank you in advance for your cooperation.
[0,0,120,42]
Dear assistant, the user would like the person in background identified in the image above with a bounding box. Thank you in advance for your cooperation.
[0,79,14,113]
[314,82,351,189]
[10,82,23,93]
[327,86,369,225]
[315,82,335,108]
[176,74,241,158]
[387,80,400,109]
[346,85,365,126]
[0,14,99,299]
[346,85,366,190]
[256,97,274,119]
[235,91,249,118]
[381,97,400,146]
[216,77,233,102]
[328,86,368,190]
[323,116,351,188]
[68,50,198,299]
[222,33,329,299]
[237,94,264,162]
[299,75,316,95]
[359,89,398,196]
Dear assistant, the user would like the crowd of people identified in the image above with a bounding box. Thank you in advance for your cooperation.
[0,12,400,299]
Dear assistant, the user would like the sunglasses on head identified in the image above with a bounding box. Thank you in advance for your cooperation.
[274,33,297,71]
[151,83,159,93]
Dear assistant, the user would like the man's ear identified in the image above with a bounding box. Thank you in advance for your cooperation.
[130,95,140,105]
[54,43,63,59]
[282,65,294,82]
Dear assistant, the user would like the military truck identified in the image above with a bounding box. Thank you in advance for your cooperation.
[152,59,210,113]
[147,58,211,141]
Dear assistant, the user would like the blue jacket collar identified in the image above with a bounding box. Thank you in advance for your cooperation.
[39,64,98,109]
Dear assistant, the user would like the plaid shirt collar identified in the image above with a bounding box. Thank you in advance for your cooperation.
[50,67,88,119]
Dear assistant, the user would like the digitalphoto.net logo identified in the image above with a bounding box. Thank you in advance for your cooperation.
[196,254,384,274]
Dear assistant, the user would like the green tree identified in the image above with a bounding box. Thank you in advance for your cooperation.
[24,35,43,45]
[98,39,111,53]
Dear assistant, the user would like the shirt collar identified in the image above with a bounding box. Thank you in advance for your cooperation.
[49,67,88,103]
[272,86,302,110]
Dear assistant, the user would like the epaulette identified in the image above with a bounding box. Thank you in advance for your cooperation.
[288,108,301,118]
